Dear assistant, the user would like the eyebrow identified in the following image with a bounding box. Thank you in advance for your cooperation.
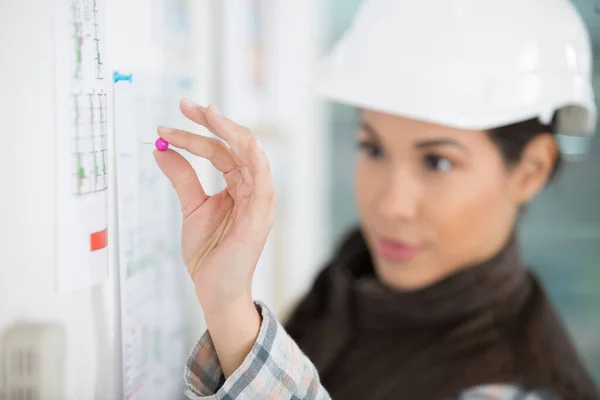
[359,121,379,138]
[415,139,470,154]
[359,121,470,154]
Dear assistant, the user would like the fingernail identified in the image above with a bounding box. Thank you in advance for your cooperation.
[158,125,175,134]
[209,104,222,116]
[182,97,199,108]
[256,138,264,151]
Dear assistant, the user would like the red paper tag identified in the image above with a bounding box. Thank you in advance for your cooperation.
[90,228,108,251]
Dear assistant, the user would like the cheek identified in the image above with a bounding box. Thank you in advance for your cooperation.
[424,170,515,252]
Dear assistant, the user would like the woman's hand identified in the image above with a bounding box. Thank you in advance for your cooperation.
[153,99,275,315]
[153,99,275,377]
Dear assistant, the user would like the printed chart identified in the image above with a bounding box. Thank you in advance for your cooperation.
[55,0,109,292]
[70,0,108,195]
[114,72,192,400]
[71,90,108,195]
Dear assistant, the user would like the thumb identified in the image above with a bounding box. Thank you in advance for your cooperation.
[153,149,208,217]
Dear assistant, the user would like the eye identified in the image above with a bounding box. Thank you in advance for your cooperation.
[424,154,453,172]
[357,141,384,159]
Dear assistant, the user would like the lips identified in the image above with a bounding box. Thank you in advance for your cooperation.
[375,237,421,261]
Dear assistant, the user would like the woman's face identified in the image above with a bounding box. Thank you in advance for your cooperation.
[355,109,556,290]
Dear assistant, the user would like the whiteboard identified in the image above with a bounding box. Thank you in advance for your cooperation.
[113,71,194,400]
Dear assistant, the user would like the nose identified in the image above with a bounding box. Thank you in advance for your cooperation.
[376,168,421,221]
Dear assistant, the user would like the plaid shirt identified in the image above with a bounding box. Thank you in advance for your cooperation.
[184,302,559,400]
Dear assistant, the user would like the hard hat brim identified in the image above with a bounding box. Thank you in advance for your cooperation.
[312,57,597,136]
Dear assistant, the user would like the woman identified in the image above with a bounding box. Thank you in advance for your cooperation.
[154,0,599,399]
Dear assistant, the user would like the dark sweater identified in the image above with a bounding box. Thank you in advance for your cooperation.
[284,229,599,400]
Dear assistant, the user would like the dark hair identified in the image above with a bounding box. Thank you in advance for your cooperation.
[487,114,562,181]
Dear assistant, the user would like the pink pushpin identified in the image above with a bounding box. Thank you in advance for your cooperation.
[155,137,169,151]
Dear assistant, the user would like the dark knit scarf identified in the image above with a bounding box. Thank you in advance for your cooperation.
[285,228,599,400]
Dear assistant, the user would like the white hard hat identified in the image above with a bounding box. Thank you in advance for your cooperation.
[313,0,597,137]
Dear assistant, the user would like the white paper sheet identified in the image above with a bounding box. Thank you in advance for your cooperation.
[55,0,109,292]
[114,72,191,400]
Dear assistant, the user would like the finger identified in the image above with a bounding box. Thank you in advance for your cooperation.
[178,98,212,131]
[153,148,208,218]
[157,126,236,174]
[205,105,254,167]
[180,99,253,167]
[248,138,276,227]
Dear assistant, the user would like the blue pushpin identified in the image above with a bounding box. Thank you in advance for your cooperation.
[113,71,133,83]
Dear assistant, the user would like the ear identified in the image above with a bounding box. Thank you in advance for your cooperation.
[510,134,558,205]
